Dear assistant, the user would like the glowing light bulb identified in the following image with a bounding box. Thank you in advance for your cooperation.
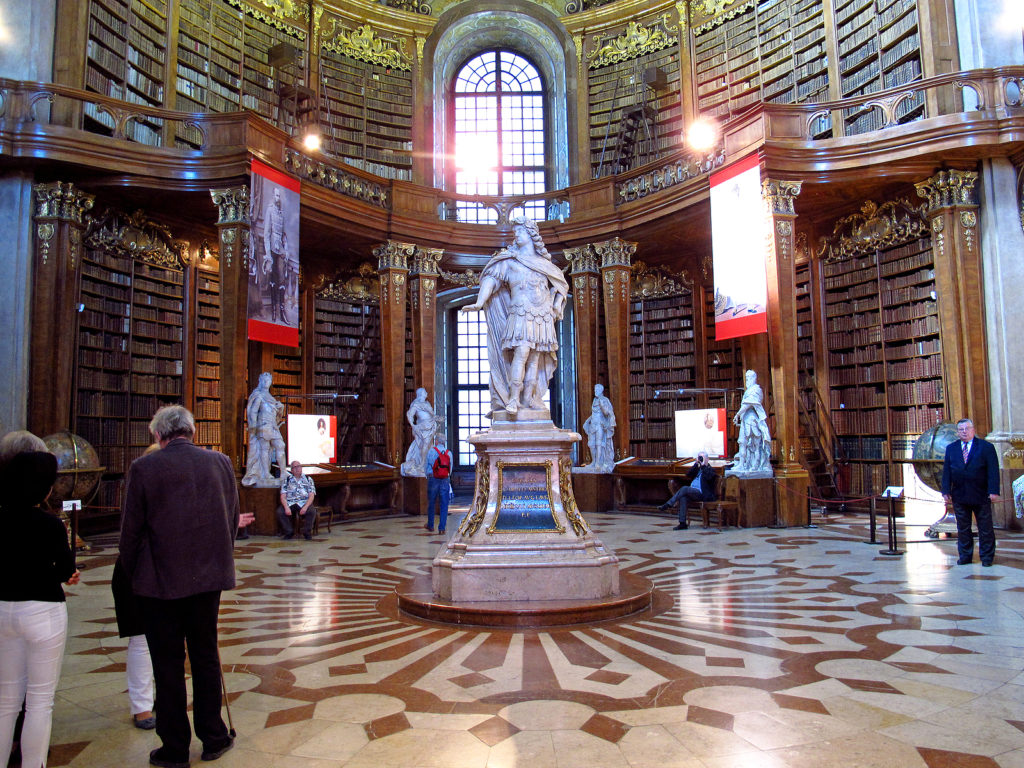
[687,120,718,151]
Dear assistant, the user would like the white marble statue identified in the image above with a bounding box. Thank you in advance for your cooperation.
[460,217,569,417]
[400,387,437,477]
[729,369,773,477]
[241,371,288,487]
[579,384,616,473]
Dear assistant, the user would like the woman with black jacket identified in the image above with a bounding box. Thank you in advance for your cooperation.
[0,451,80,768]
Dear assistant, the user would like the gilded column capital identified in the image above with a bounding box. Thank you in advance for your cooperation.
[33,182,94,223]
[210,187,250,226]
[373,240,415,271]
[762,179,802,216]
[594,237,637,269]
[915,169,979,211]
[410,246,443,277]
[565,245,598,274]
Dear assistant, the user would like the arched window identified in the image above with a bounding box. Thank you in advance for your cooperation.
[451,50,547,223]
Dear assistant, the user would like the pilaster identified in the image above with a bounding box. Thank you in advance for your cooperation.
[29,181,94,437]
[409,246,442,398]
[915,169,990,434]
[376,240,414,467]
[210,186,250,471]
[566,245,600,464]
[762,178,809,526]
[594,237,636,462]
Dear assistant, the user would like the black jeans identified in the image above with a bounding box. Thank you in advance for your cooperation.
[139,591,230,761]
[667,486,704,525]
[953,499,995,563]
[277,503,315,537]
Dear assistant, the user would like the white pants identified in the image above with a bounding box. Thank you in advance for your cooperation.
[125,634,154,714]
[0,600,68,768]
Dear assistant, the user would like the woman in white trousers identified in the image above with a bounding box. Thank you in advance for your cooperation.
[0,451,79,768]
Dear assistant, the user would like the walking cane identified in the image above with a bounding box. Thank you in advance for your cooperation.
[218,661,237,738]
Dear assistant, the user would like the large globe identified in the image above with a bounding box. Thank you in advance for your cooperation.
[911,421,957,492]
[42,430,104,504]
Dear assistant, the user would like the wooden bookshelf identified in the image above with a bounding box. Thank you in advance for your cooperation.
[320,51,414,180]
[627,292,697,458]
[822,234,943,495]
[192,266,222,451]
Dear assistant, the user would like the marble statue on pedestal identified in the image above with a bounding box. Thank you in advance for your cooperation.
[400,388,437,477]
[461,217,569,418]
[241,371,288,487]
[578,384,616,474]
[729,369,773,477]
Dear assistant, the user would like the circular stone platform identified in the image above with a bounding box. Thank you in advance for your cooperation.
[395,570,655,628]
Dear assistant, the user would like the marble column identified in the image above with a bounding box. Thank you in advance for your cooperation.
[375,241,414,467]
[566,245,600,464]
[594,237,636,462]
[762,179,810,526]
[27,182,94,438]
[210,186,251,472]
[915,170,990,433]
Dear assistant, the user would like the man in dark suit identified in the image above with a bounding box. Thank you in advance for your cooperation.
[942,417,1001,567]
[120,405,240,768]
[660,451,718,530]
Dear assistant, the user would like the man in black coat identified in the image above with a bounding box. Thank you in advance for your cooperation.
[941,418,1001,567]
[660,451,718,530]
[120,405,240,768]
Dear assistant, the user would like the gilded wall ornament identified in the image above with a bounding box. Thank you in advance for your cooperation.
[84,209,186,270]
[322,22,411,72]
[374,240,415,271]
[36,223,54,265]
[762,179,802,216]
[225,0,306,38]
[565,245,598,274]
[630,260,692,298]
[318,263,380,303]
[915,169,979,211]
[819,199,928,262]
[587,16,678,69]
[210,187,250,226]
[693,0,755,33]
[594,236,637,268]
[440,269,480,288]
[33,181,94,223]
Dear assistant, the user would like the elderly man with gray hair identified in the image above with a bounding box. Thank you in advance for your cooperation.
[119,405,239,768]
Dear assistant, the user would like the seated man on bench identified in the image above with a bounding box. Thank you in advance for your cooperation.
[278,460,316,540]
[660,451,717,530]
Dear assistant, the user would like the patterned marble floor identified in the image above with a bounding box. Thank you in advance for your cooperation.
[42,508,1024,768]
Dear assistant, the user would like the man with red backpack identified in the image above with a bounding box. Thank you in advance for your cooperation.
[424,433,453,534]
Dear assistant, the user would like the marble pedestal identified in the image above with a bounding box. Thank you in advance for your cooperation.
[432,409,620,603]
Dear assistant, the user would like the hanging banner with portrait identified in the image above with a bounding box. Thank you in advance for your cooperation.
[709,153,770,341]
[248,159,300,347]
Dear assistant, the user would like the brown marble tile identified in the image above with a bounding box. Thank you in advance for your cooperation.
[242,647,282,656]
[462,632,514,673]
[584,669,630,685]
[364,711,411,740]
[779,636,823,645]
[265,702,316,728]
[704,657,745,668]
[917,747,1001,767]
[770,693,830,715]
[916,645,973,655]
[450,672,495,688]
[550,631,611,669]
[888,662,952,674]
[329,663,368,676]
[837,679,903,694]
[580,713,629,743]
[47,740,91,766]
[686,705,735,731]
[469,715,520,746]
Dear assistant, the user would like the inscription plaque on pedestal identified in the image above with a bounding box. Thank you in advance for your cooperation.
[492,461,561,533]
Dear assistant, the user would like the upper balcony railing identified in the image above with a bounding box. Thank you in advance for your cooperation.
[1,67,1022,223]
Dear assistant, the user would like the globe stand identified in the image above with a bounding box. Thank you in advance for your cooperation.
[879,494,904,556]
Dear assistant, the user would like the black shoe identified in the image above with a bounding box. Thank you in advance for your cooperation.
[424,525,434,532]
[201,738,234,761]
[438,529,446,534]
[236,531,249,540]
[304,533,312,540]
[956,558,972,565]
[283,534,294,540]
[150,747,190,768]
[673,524,688,530]
[982,560,993,567]
[658,504,670,512]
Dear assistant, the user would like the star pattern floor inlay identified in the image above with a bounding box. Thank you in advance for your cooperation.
[39,509,1024,767]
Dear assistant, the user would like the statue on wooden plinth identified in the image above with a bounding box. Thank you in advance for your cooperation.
[578,384,616,474]
[460,217,569,418]
[728,369,773,477]
[241,371,287,487]
[400,388,437,477]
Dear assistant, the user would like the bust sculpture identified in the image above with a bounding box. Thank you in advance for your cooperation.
[400,388,437,477]
[578,384,616,473]
[729,369,773,477]
[460,217,569,417]
[241,371,288,487]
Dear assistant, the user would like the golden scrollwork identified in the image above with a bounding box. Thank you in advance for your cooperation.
[915,169,979,211]
[460,455,490,537]
[818,199,929,262]
[587,16,677,70]
[411,246,443,277]
[317,262,380,303]
[762,179,802,216]
[594,236,636,268]
[36,223,54,265]
[34,181,94,223]
[225,0,306,39]
[630,260,693,298]
[210,187,250,226]
[559,457,589,536]
[693,0,755,33]
[374,240,415,271]
[84,209,187,270]
[440,268,480,287]
[322,22,411,72]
